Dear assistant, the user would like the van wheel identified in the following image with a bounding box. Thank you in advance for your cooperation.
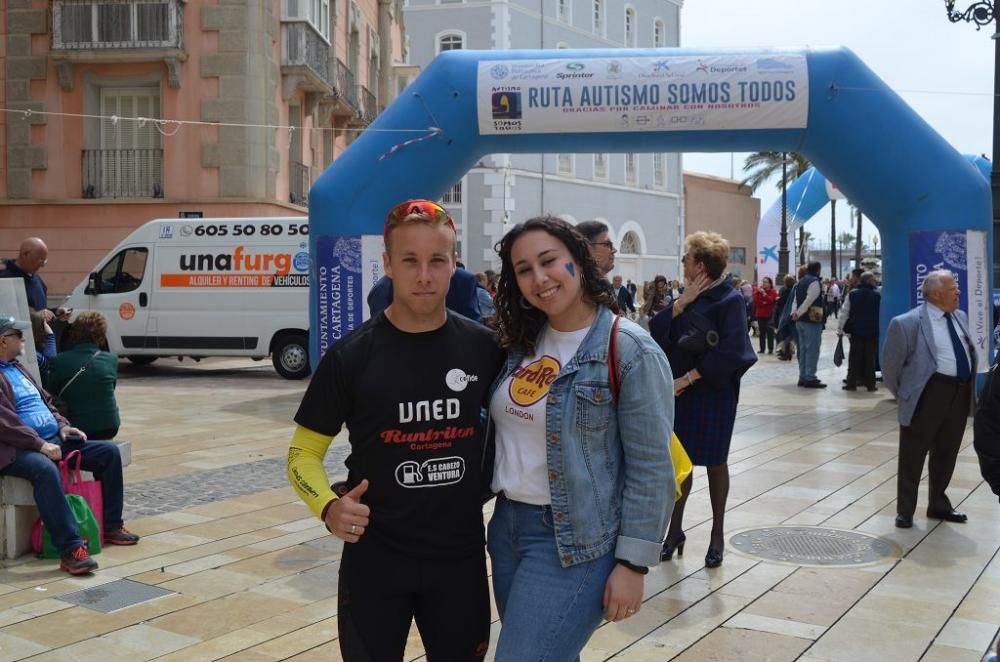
[273,333,311,380]
[127,356,158,366]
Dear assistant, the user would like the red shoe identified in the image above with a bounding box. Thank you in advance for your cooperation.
[104,527,140,546]
[60,545,98,575]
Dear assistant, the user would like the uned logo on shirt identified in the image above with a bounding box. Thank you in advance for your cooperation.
[508,356,560,407]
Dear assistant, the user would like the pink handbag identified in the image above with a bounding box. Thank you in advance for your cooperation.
[60,450,104,536]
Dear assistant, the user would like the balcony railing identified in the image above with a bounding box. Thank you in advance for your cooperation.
[53,0,184,51]
[281,22,332,93]
[290,160,310,207]
[83,149,164,199]
[359,86,378,124]
[333,59,359,111]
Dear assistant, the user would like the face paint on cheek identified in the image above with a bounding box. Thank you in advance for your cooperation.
[565,263,575,277]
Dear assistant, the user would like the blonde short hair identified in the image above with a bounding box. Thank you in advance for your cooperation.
[684,231,730,280]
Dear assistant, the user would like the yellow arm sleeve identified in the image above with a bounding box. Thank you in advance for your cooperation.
[287,425,337,520]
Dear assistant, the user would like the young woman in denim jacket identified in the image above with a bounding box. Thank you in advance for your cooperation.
[487,216,675,661]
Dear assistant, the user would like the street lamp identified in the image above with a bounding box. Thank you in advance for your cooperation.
[778,152,790,280]
[945,0,1000,286]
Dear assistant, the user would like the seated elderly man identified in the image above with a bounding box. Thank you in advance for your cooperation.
[0,316,137,574]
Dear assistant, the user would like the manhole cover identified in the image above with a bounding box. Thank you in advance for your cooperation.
[57,579,174,613]
[729,527,901,567]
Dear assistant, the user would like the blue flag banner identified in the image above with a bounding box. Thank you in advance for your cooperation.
[314,235,384,355]
[909,229,990,372]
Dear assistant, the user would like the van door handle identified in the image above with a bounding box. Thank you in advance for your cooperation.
[139,293,148,307]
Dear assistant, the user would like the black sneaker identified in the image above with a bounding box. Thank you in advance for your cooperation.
[802,380,827,389]
[60,545,98,575]
[104,527,140,546]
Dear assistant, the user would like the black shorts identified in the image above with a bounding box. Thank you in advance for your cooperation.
[338,537,490,662]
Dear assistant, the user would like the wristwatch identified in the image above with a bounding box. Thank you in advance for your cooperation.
[616,559,649,575]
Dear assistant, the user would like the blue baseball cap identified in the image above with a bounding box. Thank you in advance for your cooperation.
[0,316,30,335]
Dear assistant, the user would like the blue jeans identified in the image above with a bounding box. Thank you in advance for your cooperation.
[487,497,617,662]
[0,440,124,556]
[796,320,822,382]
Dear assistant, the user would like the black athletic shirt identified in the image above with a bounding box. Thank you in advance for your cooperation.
[294,312,505,559]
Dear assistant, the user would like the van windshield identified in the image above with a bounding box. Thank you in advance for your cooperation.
[98,248,148,293]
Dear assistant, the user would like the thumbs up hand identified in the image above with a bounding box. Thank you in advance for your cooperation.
[325,479,371,543]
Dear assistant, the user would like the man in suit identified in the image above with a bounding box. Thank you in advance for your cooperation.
[612,275,635,316]
[882,269,976,528]
[366,262,481,322]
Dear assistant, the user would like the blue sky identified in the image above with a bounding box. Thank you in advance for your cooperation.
[681,0,994,247]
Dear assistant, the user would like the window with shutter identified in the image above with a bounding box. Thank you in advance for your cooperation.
[594,153,608,181]
[54,1,176,48]
[90,88,163,198]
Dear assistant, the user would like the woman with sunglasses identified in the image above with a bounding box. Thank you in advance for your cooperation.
[486,216,674,660]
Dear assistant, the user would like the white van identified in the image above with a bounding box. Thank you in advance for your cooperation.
[63,217,312,379]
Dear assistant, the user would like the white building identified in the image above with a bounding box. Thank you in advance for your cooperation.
[404,0,684,283]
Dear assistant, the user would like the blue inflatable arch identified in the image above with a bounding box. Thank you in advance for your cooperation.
[309,47,992,371]
[755,154,993,283]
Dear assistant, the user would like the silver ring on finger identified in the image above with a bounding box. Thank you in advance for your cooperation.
[350,523,357,535]
[626,608,634,615]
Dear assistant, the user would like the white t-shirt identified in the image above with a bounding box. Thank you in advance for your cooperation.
[490,324,590,505]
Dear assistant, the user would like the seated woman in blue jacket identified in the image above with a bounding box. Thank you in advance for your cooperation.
[650,231,757,569]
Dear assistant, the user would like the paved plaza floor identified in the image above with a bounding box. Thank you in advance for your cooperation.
[0,329,996,661]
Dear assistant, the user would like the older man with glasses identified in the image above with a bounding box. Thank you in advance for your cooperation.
[0,315,138,575]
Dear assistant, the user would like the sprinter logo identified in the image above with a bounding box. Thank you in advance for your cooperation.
[160,245,308,288]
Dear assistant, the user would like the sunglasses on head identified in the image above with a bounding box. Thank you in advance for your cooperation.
[1,330,22,339]
[384,200,456,238]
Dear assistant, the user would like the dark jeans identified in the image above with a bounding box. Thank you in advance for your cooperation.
[0,440,125,556]
[756,316,775,352]
[846,336,878,389]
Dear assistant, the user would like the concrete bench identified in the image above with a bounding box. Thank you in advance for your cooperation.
[0,440,132,559]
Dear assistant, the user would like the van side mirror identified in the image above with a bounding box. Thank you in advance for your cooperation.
[84,272,100,295]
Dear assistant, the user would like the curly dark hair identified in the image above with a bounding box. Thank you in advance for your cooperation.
[494,216,616,355]
[68,311,108,346]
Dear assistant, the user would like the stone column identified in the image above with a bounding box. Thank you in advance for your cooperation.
[5,3,49,199]
[199,0,280,200]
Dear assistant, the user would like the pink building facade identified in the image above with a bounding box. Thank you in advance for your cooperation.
[1,0,408,296]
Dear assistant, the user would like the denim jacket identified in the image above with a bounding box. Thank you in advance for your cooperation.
[487,306,675,568]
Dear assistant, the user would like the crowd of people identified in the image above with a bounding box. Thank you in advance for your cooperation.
[287,201,765,661]
[0,238,135,576]
[0,214,989,661]
[286,200,1000,661]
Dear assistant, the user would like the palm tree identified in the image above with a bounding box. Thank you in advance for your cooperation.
[741,152,813,192]
[742,152,813,279]
[838,232,855,253]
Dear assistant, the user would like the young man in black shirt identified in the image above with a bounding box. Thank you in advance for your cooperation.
[287,200,505,661]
